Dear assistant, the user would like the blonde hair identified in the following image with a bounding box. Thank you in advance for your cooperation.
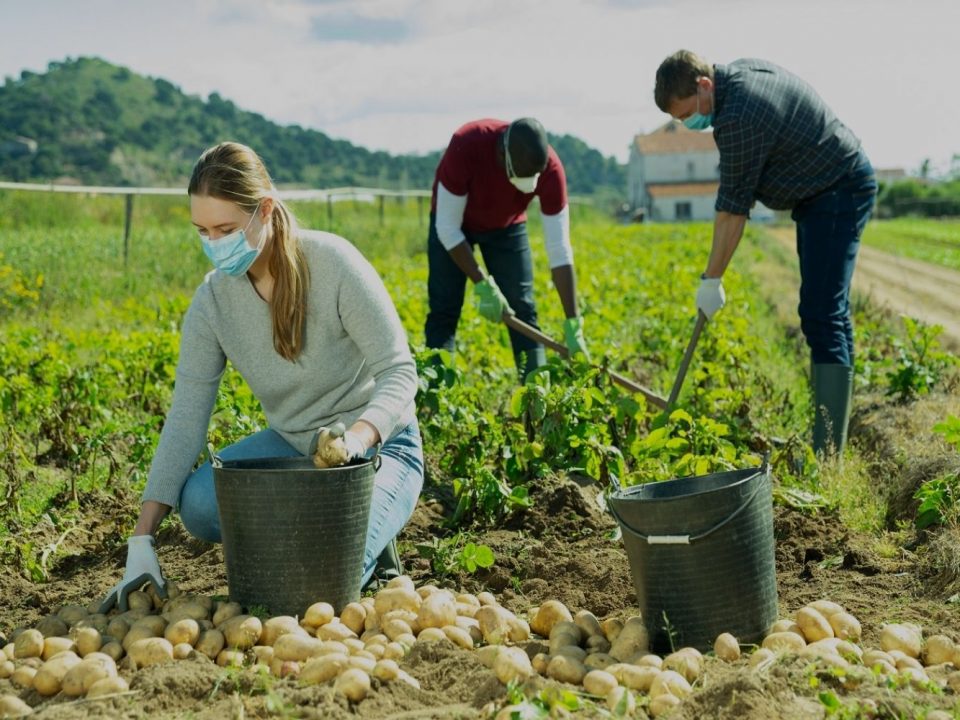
[188,142,309,361]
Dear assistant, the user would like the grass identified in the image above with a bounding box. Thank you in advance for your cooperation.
[861,217,960,271]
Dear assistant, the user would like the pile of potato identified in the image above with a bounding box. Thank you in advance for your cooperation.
[2,583,959,719]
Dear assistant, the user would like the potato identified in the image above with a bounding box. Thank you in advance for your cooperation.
[85,673,129,699]
[663,648,703,683]
[42,636,76,661]
[348,655,376,673]
[165,618,200,647]
[221,615,263,650]
[476,591,497,606]
[2,643,13,661]
[750,648,776,668]
[273,634,324,663]
[336,667,371,702]
[0,695,34,717]
[77,614,109,634]
[551,621,584,643]
[164,601,211,625]
[442,626,474,650]
[636,653,663,669]
[372,658,399,682]
[476,645,501,669]
[11,665,37,689]
[762,632,806,653]
[454,616,483,645]
[896,655,924,672]
[583,669,618,696]
[863,649,895,668]
[648,692,681,718]
[584,653,617,671]
[827,612,861,642]
[494,646,533,685]
[105,618,130,642]
[574,610,604,640]
[73,626,103,657]
[35,615,69,638]
[364,643,386,660]
[0,661,13,680]
[586,634,611,655]
[375,587,421,616]
[261,616,307,647]
[880,623,922,659]
[14,630,44,659]
[808,600,844,617]
[530,600,573,639]
[416,627,448,644]
[318,621,357,643]
[128,637,174,667]
[217,650,247,668]
[554,645,588,662]
[608,617,648,662]
[61,655,117,696]
[769,619,803,636]
[339,604,367,636]
[714,632,740,662]
[57,604,89,627]
[417,593,457,631]
[531,652,550,675]
[33,651,81,696]
[602,618,623,644]
[923,634,955,667]
[546,655,587,684]
[126,590,153,613]
[363,608,381,633]
[649,669,692,699]
[475,605,514,645]
[304,601,335,628]
[300,652,349,685]
[616,664,660,692]
[99,641,124,662]
[212,601,243,627]
[122,624,160,651]
[796,607,834,643]
[607,686,636,715]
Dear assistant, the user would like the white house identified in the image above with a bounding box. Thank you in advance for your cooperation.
[628,120,719,222]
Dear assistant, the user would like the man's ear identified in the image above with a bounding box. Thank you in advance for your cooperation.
[260,196,276,222]
[698,75,714,93]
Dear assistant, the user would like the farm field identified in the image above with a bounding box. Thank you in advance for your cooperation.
[1,191,959,719]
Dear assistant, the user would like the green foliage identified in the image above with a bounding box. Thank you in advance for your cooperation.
[885,316,955,402]
[914,416,960,530]
[414,534,495,579]
[876,179,960,219]
[861,218,960,271]
[0,57,624,196]
[933,415,960,452]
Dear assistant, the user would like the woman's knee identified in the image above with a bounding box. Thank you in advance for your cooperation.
[178,470,221,543]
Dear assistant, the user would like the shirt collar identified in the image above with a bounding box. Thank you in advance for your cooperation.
[712,64,727,117]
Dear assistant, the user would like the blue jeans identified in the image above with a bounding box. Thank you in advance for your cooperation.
[179,421,424,587]
[791,152,877,366]
[425,214,546,379]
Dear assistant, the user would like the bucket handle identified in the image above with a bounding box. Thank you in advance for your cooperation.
[609,464,769,545]
[208,442,382,470]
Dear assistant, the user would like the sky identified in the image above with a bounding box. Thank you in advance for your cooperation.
[1,0,957,175]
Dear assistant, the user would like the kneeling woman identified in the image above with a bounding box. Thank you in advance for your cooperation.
[101,142,422,610]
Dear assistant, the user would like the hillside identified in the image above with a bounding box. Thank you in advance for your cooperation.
[0,57,625,194]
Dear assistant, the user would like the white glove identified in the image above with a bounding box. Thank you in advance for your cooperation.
[99,535,166,613]
[696,276,725,320]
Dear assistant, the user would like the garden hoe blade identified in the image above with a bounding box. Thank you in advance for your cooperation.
[501,313,668,409]
[666,311,708,409]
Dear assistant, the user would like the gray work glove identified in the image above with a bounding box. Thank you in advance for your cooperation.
[695,276,725,320]
[99,535,166,613]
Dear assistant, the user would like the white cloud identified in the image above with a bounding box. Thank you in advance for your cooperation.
[0,0,957,173]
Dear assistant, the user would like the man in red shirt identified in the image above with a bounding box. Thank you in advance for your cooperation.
[425,117,588,379]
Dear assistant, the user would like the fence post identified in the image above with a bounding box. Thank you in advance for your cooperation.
[123,194,134,267]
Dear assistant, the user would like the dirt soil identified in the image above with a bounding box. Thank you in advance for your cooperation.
[2,395,960,718]
[767,226,960,351]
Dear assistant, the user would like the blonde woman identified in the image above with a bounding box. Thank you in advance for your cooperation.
[101,142,422,610]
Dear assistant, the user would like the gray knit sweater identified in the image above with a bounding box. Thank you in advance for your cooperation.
[142,229,418,508]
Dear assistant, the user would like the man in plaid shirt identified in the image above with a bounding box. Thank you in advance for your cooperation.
[654,50,877,457]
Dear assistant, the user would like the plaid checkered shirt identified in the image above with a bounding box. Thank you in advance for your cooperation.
[713,59,864,215]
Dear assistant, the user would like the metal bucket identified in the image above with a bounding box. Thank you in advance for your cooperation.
[212,455,376,617]
[607,463,778,653]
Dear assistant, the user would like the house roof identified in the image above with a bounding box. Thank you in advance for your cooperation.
[634,120,718,155]
[647,182,719,198]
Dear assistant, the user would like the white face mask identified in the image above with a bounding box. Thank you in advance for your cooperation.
[504,124,540,193]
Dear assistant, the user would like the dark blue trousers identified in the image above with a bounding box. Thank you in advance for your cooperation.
[791,153,877,366]
[425,215,546,378]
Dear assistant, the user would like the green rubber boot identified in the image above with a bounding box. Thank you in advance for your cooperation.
[811,363,854,456]
[363,538,402,592]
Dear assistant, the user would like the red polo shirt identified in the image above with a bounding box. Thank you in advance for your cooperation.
[430,119,568,234]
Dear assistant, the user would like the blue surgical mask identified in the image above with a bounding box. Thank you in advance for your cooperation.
[682,87,713,130]
[200,205,265,276]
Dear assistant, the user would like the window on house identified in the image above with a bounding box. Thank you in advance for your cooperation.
[675,202,692,220]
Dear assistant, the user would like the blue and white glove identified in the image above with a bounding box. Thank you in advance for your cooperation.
[99,535,166,613]
[695,276,725,320]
